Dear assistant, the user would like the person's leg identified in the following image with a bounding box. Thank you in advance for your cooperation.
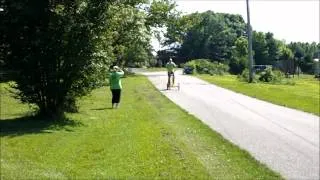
[167,72,171,89]
[114,89,121,108]
[111,89,116,108]
[172,72,175,85]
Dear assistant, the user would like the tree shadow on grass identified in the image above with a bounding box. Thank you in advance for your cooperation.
[0,115,83,137]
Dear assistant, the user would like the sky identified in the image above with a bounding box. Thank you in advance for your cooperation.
[152,0,319,52]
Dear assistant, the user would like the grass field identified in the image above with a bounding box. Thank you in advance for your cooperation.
[196,74,320,116]
[0,76,281,179]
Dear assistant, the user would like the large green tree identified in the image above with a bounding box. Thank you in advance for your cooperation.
[105,0,177,67]
[265,32,280,62]
[229,36,248,74]
[1,0,114,116]
[279,44,294,74]
[165,11,246,64]
[0,0,176,118]
[288,42,320,73]
[252,31,269,65]
[162,10,319,75]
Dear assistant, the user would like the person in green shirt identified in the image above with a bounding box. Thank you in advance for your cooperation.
[109,65,124,108]
[166,58,177,89]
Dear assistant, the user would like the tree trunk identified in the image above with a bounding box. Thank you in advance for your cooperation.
[38,96,63,119]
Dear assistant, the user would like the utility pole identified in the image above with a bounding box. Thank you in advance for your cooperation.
[246,0,254,82]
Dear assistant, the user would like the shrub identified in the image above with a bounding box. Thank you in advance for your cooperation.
[229,56,247,75]
[258,67,285,83]
[239,67,295,85]
[238,68,249,81]
[238,69,258,83]
[272,70,285,83]
[185,59,229,75]
[258,67,275,82]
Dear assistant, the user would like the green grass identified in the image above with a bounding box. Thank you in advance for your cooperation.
[196,74,320,116]
[1,76,282,179]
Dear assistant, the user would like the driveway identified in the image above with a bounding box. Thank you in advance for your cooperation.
[141,70,319,180]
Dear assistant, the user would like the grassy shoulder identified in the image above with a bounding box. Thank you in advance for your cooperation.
[196,74,320,116]
[1,76,281,179]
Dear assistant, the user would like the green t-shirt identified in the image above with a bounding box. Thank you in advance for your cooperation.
[109,71,124,89]
[166,62,176,72]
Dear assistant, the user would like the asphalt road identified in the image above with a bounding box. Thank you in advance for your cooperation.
[141,70,319,180]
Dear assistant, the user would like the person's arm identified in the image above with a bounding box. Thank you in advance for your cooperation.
[116,69,124,77]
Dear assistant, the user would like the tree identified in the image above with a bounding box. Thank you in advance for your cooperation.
[164,12,201,46]
[287,42,305,74]
[108,0,177,67]
[265,32,280,62]
[229,36,248,74]
[0,0,177,118]
[279,45,294,75]
[145,0,178,29]
[106,2,153,67]
[252,31,269,65]
[288,42,320,74]
[1,0,116,117]
[167,11,246,64]
[300,54,314,74]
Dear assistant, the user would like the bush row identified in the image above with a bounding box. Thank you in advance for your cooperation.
[238,67,295,85]
[184,59,229,75]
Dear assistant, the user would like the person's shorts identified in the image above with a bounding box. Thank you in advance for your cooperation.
[111,89,121,103]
